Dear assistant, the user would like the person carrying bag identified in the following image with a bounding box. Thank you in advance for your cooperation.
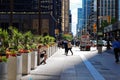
[68,40,73,55]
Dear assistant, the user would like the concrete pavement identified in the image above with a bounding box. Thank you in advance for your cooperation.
[21,47,120,80]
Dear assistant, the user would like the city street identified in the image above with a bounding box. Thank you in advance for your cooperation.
[21,47,120,80]
[0,1,120,80]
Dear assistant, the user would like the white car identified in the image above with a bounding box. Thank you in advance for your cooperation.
[102,40,107,46]
[90,40,97,46]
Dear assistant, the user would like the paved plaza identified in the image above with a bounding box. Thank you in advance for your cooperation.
[21,47,120,80]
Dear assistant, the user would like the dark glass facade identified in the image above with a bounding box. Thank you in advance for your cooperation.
[0,0,37,12]
[0,0,62,36]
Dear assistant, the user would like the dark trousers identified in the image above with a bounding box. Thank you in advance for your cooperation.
[114,48,120,62]
[65,48,68,55]
[68,48,73,55]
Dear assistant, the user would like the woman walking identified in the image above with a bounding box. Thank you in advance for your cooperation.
[68,40,73,55]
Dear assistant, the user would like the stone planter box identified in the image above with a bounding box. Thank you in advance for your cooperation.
[8,55,22,80]
[0,62,7,80]
[49,47,52,57]
[31,51,38,69]
[51,46,54,55]
[22,53,31,75]
[46,48,50,58]
[37,52,40,65]
[0,55,22,80]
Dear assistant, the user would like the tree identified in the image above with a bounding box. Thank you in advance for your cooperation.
[111,17,117,24]
[101,20,109,29]
[62,34,73,41]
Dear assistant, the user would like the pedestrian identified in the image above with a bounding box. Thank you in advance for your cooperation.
[38,45,47,64]
[107,39,111,50]
[63,40,68,56]
[40,50,47,64]
[57,40,61,49]
[68,40,73,55]
[112,38,120,63]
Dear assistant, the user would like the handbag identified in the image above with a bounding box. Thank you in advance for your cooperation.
[40,53,44,58]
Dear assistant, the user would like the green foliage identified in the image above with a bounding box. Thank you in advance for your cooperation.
[101,20,109,29]
[22,31,33,49]
[2,56,8,62]
[35,35,43,44]
[111,17,117,24]
[43,35,55,45]
[8,26,23,51]
[0,28,9,54]
[62,34,73,41]
[101,17,117,29]
[17,43,24,49]
[0,26,57,55]
[31,43,37,50]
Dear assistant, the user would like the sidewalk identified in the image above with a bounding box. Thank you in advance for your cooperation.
[21,47,120,80]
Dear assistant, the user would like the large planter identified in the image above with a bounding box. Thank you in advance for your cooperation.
[37,52,40,65]
[7,55,22,80]
[22,53,31,75]
[49,47,52,57]
[51,46,54,55]
[0,62,7,80]
[46,48,50,58]
[31,51,38,69]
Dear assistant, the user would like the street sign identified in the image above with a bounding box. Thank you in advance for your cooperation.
[98,32,103,36]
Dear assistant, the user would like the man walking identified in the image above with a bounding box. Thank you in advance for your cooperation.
[63,40,68,56]
[112,38,120,63]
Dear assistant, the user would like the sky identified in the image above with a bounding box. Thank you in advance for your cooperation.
[70,0,82,36]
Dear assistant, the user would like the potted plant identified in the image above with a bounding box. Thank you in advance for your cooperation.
[0,28,9,79]
[20,31,33,74]
[7,26,23,80]
[29,36,38,69]
[0,28,9,56]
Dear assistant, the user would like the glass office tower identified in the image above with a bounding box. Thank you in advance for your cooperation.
[82,0,92,30]
[77,8,83,37]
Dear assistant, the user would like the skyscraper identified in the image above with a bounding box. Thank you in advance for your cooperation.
[97,0,119,39]
[77,8,83,37]
[82,0,92,33]
[62,0,70,33]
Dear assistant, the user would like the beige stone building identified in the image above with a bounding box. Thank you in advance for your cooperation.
[62,0,70,33]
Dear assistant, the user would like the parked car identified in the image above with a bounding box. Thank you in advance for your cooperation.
[102,40,107,46]
[103,40,112,47]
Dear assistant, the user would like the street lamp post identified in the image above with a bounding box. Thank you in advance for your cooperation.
[97,0,99,50]
[97,0,103,53]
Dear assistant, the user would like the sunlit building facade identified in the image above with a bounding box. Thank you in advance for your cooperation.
[62,0,70,33]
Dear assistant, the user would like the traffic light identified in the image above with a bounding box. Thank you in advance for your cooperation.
[93,23,97,32]
[55,29,59,35]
